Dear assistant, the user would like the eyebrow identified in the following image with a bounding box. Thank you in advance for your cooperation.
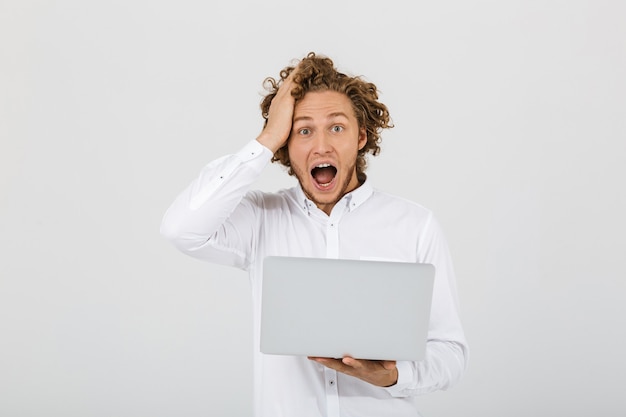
[293,112,350,123]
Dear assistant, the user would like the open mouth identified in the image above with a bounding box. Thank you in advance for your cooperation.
[311,163,337,188]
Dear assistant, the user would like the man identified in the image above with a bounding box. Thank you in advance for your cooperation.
[160,52,468,417]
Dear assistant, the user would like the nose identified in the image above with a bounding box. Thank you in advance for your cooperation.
[312,132,333,154]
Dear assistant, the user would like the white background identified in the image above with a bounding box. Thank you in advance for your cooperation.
[1,0,625,416]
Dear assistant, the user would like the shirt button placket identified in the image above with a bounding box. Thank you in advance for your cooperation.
[324,368,340,417]
[324,206,343,416]
[326,205,344,258]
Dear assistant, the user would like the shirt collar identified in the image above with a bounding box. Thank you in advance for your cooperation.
[295,177,374,216]
[346,178,373,212]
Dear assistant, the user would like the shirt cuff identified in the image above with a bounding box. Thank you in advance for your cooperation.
[236,139,273,163]
[384,361,414,397]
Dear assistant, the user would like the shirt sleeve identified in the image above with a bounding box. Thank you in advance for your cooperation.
[384,213,469,397]
[160,140,273,270]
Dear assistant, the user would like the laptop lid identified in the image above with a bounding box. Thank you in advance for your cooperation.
[260,256,435,361]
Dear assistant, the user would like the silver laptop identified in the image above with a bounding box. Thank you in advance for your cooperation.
[260,256,435,361]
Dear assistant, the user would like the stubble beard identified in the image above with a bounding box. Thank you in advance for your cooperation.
[292,159,359,213]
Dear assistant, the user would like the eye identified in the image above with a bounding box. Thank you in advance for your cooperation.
[331,125,344,133]
[298,128,311,135]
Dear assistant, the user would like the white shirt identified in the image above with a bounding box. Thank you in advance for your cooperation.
[160,140,469,417]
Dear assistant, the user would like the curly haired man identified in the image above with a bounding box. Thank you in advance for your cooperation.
[161,52,468,417]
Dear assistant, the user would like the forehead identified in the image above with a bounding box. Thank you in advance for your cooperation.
[293,91,356,121]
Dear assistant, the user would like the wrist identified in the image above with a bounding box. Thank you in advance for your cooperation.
[383,367,399,387]
[256,131,286,154]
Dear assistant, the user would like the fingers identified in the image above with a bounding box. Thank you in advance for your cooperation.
[341,356,362,368]
[308,357,342,367]
[310,356,394,370]
[308,357,346,373]
[276,67,298,96]
[342,357,396,370]
[308,357,359,374]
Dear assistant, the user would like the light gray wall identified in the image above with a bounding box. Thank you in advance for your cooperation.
[1,1,625,416]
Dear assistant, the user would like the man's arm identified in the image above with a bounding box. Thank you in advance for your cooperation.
[386,214,469,396]
[159,140,272,268]
[160,70,299,267]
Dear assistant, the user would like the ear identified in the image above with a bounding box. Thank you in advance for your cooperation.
[357,128,367,151]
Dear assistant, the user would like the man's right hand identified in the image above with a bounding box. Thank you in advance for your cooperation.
[256,68,298,153]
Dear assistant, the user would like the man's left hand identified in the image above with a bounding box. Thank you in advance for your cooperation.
[308,356,398,387]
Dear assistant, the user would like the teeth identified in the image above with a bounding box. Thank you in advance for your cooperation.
[316,163,331,168]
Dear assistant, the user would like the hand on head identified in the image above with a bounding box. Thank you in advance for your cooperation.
[256,68,299,153]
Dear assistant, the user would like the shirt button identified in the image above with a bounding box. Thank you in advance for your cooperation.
[329,380,335,386]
